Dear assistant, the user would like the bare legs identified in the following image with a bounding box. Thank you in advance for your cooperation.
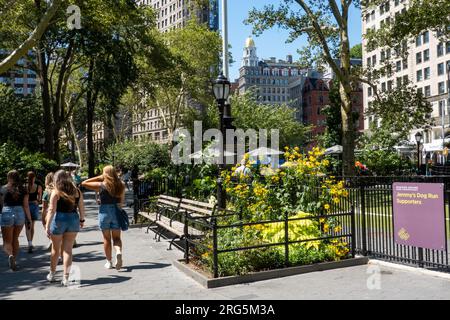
[26,221,36,249]
[102,229,123,268]
[1,225,24,271]
[50,232,77,276]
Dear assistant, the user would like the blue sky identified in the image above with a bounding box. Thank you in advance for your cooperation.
[223,1,362,81]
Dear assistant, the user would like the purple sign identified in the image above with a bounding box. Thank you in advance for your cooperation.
[393,183,446,251]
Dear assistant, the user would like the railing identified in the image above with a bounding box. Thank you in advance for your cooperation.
[183,206,356,278]
[344,176,450,271]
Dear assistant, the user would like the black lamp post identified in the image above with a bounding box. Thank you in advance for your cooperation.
[415,131,423,173]
[212,73,231,210]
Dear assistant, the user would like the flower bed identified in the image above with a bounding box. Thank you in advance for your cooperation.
[186,147,355,278]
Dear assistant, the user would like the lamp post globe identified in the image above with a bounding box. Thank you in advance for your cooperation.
[212,73,231,105]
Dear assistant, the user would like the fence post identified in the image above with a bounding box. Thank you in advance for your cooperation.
[351,205,356,258]
[284,212,289,267]
[184,211,189,264]
[360,185,367,255]
[212,217,219,278]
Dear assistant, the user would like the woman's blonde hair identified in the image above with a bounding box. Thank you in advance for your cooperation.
[102,165,124,198]
[53,170,77,204]
[44,172,54,192]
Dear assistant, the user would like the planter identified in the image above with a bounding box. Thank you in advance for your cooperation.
[173,257,369,289]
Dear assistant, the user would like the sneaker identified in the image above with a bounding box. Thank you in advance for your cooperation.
[104,260,114,269]
[8,255,16,271]
[61,277,70,287]
[115,253,123,270]
[47,272,57,282]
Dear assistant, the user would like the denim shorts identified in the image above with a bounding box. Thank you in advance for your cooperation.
[29,203,40,221]
[99,204,120,231]
[1,206,26,227]
[50,212,80,235]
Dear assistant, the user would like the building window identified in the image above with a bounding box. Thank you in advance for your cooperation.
[396,61,401,72]
[438,63,445,76]
[416,52,422,64]
[424,85,431,97]
[381,82,386,92]
[423,49,430,62]
[424,67,430,80]
[438,82,445,94]
[447,41,450,54]
[423,31,429,44]
[416,70,423,82]
[403,75,408,85]
[416,35,422,47]
[438,43,444,57]
[368,87,372,97]
[402,58,408,69]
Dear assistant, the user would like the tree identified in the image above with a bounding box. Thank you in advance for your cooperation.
[350,44,362,59]
[246,0,364,175]
[0,0,63,74]
[0,85,43,151]
[141,21,222,144]
[365,0,450,49]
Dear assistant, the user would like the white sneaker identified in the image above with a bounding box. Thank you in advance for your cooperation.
[47,272,56,282]
[61,277,70,287]
[115,253,123,270]
[104,260,114,269]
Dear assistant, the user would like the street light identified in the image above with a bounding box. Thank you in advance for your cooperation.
[212,73,231,210]
[415,131,423,173]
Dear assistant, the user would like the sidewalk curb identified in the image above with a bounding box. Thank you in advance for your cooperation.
[368,259,450,280]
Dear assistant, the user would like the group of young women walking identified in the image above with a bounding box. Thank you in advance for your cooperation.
[0,165,126,286]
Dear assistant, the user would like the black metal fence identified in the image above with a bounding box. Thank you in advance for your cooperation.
[134,175,450,273]
[183,205,356,278]
[345,176,450,271]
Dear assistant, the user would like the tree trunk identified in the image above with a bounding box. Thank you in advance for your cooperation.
[86,60,96,178]
[339,13,356,177]
[69,116,83,167]
[36,46,54,159]
[340,91,356,176]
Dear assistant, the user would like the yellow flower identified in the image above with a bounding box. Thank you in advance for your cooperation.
[319,218,326,223]
[323,224,329,233]
[333,197,340,204]
[334,226,342,233]
[324,204,330,211]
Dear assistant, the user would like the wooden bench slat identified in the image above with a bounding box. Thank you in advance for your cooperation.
[179,204,213,216]
[158,199,180,207]
[159,195,181,202]
[181,198,215,209]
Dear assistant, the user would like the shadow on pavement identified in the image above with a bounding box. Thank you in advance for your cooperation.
[80,275,132,287]
[120,262,171,272]
[0,247,106,299]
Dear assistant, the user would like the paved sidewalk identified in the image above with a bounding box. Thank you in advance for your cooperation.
[1,191,450,300]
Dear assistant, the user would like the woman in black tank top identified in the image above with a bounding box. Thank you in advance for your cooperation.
[0,170,32,271]
[82,165,125,270]
[45,170,85,286]
[26,171,43,253]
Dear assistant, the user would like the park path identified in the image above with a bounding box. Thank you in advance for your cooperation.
[1,191,450,300]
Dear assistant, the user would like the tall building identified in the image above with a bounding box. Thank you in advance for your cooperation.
[129,0,219,145]
[239,37,304,105]
[362,0,450,162]
[0,51,37,96]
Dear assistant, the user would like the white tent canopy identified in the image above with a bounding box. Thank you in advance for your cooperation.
[324,145,343,155]
[60,162,80,168]
[247,147,283,157]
